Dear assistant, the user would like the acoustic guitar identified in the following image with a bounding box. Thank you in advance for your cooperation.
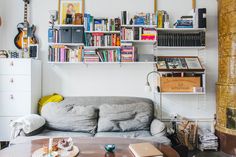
[14,0,38,50]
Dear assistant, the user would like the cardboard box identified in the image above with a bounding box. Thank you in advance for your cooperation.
[159,77,201,92]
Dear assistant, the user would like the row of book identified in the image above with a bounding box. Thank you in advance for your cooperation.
[48,29,59,43]
[157,32,205,47]
[85,33,121,47]
[96,49,121,62]
[121,11,158,25]
[48,46,137,62]
[84,13,121,31]
[121,46,137,62]
[48,46,83,62]
[121,27,157,41]
[157,10,169,28]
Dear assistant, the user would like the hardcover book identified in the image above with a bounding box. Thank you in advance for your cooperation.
[129,143,163,157]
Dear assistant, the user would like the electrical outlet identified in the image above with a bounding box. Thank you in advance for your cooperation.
[170,113,178,119]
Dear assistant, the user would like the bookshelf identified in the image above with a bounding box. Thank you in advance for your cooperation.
[47,10,207,78]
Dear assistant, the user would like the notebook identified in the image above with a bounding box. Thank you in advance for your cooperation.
[129,143,163,157]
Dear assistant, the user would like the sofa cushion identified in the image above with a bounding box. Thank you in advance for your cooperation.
[137,136,171,146]
[95,131,152,138]
[10,129,93,145]
[150,119,166,136]
[97,102,154,132]
[41,102,98,134]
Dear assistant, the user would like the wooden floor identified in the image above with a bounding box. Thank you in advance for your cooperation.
[189,150,232,157]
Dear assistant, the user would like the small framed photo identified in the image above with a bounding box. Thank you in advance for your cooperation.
[58,0,84,24]
[29,44,39,59]
[185,57,203,69]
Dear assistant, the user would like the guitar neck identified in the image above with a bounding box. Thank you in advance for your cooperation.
[23,0,29,29]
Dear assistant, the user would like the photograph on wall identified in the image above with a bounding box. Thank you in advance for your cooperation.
[59,0,84,24]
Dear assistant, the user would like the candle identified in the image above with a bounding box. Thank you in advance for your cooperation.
[49,138,53,153]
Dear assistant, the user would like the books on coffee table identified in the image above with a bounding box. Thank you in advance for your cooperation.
[129,143,163,157]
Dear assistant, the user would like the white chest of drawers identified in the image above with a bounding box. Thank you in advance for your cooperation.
[0,59,41,141]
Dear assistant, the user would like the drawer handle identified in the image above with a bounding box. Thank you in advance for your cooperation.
[10,94,14,100]
[10,78,14,83]
[10,61,14,66]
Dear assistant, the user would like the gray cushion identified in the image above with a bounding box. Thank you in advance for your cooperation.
[97,102,154,132]
[41,103,98,134]
[95,131,152,138]
[137,136,171,145]
[10,129,93,145]
[150,119,166,136]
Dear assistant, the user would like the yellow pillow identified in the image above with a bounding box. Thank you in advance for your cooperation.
[38,93,64,114]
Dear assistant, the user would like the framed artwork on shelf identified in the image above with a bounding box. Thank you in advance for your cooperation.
[156,56,204,71]
[58,0,84,25]
[185,57,202,69]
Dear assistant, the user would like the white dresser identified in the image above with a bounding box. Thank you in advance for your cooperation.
[0,59,41,141]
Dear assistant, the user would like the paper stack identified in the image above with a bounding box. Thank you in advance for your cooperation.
[198,129,218,151]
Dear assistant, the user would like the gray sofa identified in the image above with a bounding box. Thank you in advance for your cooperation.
[11,97,171,145]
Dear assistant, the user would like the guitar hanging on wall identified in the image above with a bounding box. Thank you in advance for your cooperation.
[14,0,38,50]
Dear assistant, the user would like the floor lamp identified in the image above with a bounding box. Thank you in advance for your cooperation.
[145,71,163,120]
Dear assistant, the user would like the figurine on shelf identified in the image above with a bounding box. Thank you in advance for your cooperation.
[49,10,58,28]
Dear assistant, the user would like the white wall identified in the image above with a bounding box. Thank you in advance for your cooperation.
[0,0,218,125]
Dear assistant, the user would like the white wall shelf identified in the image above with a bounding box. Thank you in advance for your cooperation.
[156,28,206,32]
[53,24,84,28]
[121,40,156,43]
[85,31,120,33]
[49,43,84,46]
[121,25,157,28]
[156,46,206,49]
[84,46,121,49]
[48,62,157,64]
[157,92,206,95]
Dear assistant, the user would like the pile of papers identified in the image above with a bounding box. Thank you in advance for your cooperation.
[198,129,218,151]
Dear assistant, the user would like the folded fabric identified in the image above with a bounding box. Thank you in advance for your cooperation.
[38,93,64,114]
[150,119,166,136]
[10,114,46,139]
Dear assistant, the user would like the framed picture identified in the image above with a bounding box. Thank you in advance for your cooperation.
[58,0,84,24]
[185,57,203,69]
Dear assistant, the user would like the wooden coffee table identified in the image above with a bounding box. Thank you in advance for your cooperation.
[0,137,180,157]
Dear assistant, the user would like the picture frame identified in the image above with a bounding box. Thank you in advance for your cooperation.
[185,57,203,69]
[29,44,39,59]
[58,0,84,24]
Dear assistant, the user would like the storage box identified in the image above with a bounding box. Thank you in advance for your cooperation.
[159,77,201,92]
[72,27,84,43]
[59,27,72,43]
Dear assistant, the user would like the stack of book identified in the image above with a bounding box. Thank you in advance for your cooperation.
[96,49,121,62]
[198,129,218,151]
[48,46,83,62]
[141,28,157,40]
[84,13,94,31]
[94,18,109,31]
[157,32,205,47]
[121,45,137,62]
[109,18,121,31]
[121,27,134,40]
[84,13,121,32]
[121,27,157,41]
[83,49,100,62]
[48,29,59,43]
[175,16,194,28]
[85,33,120,47]
[121,11,158,25]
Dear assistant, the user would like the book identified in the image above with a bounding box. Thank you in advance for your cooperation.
[129,143,163,157]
